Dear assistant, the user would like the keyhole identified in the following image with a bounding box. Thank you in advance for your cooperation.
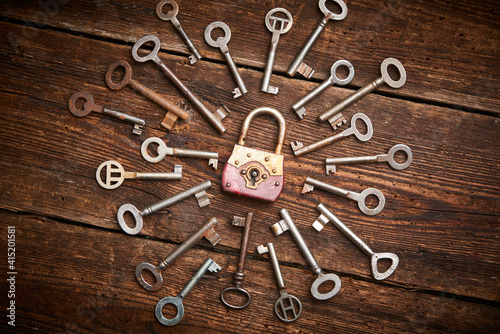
[249,168,260,186]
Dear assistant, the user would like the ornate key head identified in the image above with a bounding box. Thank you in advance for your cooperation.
[275,294,302,322]
[96,160,126,189]
[265,8,293,35]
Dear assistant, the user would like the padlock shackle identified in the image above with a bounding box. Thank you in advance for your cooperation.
[238,107,286,155]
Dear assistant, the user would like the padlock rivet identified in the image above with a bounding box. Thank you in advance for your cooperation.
[265,157,270,162]
[272,168,277,173]
[262,174,268,179]
[247,153,251,157]
[274,182,280,186]
[235,160,239,165]
[241,170,247,175]
[226,182,231,187]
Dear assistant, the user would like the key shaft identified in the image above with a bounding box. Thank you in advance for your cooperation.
[223,50,248,98]
[261,31,280,94]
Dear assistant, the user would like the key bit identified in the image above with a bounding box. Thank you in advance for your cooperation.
[328,112,347,130]
[290,141,304,153]
[208,261,223,273]
[301,182,315,194]
[214,105,231,122]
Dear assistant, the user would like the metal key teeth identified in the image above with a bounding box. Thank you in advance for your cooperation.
[208,261,222,273]
[297,63,314,79]
[328,112,347,130]
[256,244,268,254]
[290,141,303,153]
[195,190,210,208]
[188,55,197,65]
[208,158,218,169]
[271,219,289,236]
[325,164,336,175]
[301,183,314,194]
[215,105,230,122]
[203,227,221,246]
[312,214,329,232]
[133,124,144,135]
[295,107,307,120]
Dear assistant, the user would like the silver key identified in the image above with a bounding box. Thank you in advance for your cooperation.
[287,0,348,78]
[325,144,413,174]
[261,8,293,95]
[319,58,407,126]
[292,59,354,120]
[257,243,302,322]
[314,203,399,280]
[291,112,373,157]
[117,180,211,235]
[204,21,248,98]
[141,137,219,169]
[136,217,220,292]
[156,258,222,326]
[271,209,341,300]
[302,176,385,216]
[132,35,228,134]
[68,91,145,135]
[96,160,181,190]
[156,0,202,64]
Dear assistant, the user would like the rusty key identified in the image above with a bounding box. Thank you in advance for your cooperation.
[221,213,253,309]
[105,60,189,130]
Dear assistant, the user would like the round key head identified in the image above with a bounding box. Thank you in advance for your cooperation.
[220,286,251,309]
[380,57,406,88]
[132,34,162,63]
[310,272,341,300]
[96,160,125,189]
[136,262,163,291]
[371,252,399,280]
[68,91,97,117]
[329,59,355,85]
[141,137,168,163]
[204,21,231,48]
[117,203,143,235]
[358,188,385,215]
[265,8,293,34]
[350,113,373,142]
[156,0,179,21]
[319,0,348,21]
[387,144,413,170]
[274,294,302,322]
[155,296,184,326]
[105,60,133,90]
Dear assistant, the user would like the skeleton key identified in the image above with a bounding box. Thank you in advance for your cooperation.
[302,176,385,216]
[291,112,373,157]
[117,180,211,235]
[156,0,202,64]
[287,0,348,78]
[319,58,407,124]
[132,35,227,134]
[292,59,354,120]
[156,258,222,326]
[136,217,220,291]
[204,22,248,98]
[105,60,189,131]
[325,144,413,174]
[221,213,253,309]
[261,8,293,95]
[271,209,341,300]
[314,203,399,280]
[68,91,145,135]
[257,243,302,322]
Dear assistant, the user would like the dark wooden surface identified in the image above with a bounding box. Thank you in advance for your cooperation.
[0,0,499,333]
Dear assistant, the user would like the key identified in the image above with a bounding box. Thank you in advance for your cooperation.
[261,8,293,95]
[141,137,219,169]
[292,59,354,120]
[117,180,211,235]
[95,160,181,190]
[291,112,373,157]
[220,213,253,309]
[319,58,407,125]
[204,21,248,98]
[105,60,189,131]
[287,0,348,78]
[68,91,145,135]
[136,217,220,291]
[302,176,385,216]
[156,258,222,326]
[257,243,302,322]
[271,209,341,300]
[156,0,202,64]
[325,144,413,174]
[314,203,399,280]
[132,35,228,134]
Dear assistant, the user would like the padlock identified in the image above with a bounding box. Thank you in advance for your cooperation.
[222,107,286,201]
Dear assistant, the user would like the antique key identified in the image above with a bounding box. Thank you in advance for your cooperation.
[302,177,385,216]
[156,0,202,64]
[292,59,354,120]
[257,243,302,322]
[325,144,413,174]
[291,112,373,157]
[117,180,211,235]
[136,217,220,291]
[105,60,189,131]
[204,21,248,98]
[141,137,218,169]
[314,203,399,280]
[319,58,407,123]
[156,258,222,326]
[287,0,348,78]
[261,7,293,95]
[68,91,145,135]
[132,35,228,134]
[221,213,253,309]
[271,209,341,300]
[96,160,181,190]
